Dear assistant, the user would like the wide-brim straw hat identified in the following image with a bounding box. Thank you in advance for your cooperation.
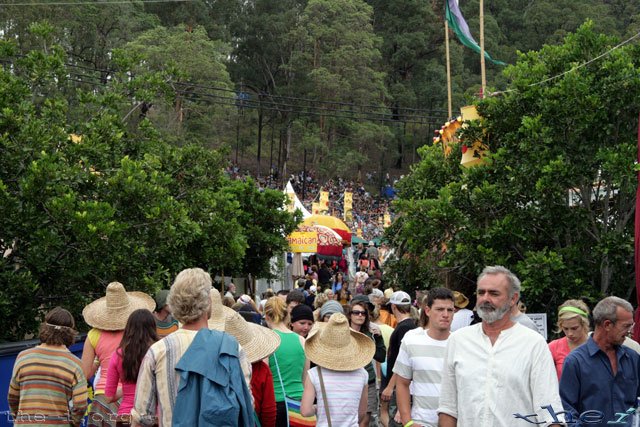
[225,310,280,363]
[305,313,375,371]
[82,282,155,331]
[453,291,469,309]
[208,288,236,331]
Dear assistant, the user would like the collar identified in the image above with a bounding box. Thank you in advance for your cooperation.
[585,335,627,359]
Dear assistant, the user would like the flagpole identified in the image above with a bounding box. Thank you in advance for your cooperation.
[479,0,486,97]
[445,20,453,119]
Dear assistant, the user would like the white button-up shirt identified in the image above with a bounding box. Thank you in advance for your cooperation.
[437,322,563,427]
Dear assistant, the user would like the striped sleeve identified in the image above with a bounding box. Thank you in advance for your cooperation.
[7,357,22,415]
[393,340,413,380]
[131,348,159,427]
[71,362,89,425]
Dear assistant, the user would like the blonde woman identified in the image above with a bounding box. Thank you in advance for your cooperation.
[548,299,590,378]
[264,297,312,427]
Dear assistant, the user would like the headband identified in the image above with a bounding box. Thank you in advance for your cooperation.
[45,322,75,331]
[559,306,588,318]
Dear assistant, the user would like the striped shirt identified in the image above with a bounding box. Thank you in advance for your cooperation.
[131,328,251,427]
[8,346,88,426]
[308,367,368,427]
[393,328,448,427]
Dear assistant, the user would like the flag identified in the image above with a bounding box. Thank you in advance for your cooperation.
[320,191,329,212]
[445,0,506,66]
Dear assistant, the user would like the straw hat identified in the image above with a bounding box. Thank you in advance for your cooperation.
[82,282,155,331]
[224,310,280,363]
[208,288,236,331]
[304,313,375,371]
[453,291,469,309]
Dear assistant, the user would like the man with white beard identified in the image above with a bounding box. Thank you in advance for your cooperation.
[437,266,564,427]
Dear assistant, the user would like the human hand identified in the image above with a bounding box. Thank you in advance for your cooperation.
[381,385,393,401]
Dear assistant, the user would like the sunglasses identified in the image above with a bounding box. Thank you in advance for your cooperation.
[351,310,367,316]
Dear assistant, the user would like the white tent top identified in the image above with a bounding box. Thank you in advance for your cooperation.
[285,180,312,219]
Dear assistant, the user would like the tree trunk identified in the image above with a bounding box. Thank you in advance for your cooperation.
[257,107,263,176]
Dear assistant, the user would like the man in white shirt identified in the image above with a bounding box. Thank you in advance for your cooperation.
[394,288,454,427]
[437,266,563,427]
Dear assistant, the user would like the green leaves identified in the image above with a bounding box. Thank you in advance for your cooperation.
[389,23,639,315]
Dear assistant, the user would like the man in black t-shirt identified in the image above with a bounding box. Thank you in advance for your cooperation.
[381,291,417,426]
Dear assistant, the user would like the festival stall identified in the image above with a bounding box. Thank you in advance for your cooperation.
[301,214,352,244]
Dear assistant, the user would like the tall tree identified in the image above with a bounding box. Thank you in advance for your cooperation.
[389,22,640,314]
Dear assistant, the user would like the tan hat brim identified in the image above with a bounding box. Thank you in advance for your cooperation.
[240,323,281,363]
[208,305,236,331]
[304,324,375,371]
[82,292,155,331]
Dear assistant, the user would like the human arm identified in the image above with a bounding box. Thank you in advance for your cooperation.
[104,350,121,403]
[438,413,457,427]
[372,329,386,363]
[437,338,458,424]
[130,350,158,427]
[396,374,416,426]
[70,365,88,427]
[381,373,396,401]
[558,353,581,423]
[358,382,368,423]
[81,336,98,380]
[7,358,21,416]
[300,374,316,418]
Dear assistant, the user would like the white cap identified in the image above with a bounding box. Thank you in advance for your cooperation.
[389,291,411,306]
[309,285,317,294]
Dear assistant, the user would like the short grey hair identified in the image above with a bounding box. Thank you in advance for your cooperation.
[592,296,633,327]
[477,265,521,298]
[168,268,212,324]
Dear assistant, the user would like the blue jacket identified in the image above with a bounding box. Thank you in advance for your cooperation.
[173,329,254,427]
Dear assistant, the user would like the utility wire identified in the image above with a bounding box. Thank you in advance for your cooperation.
[0,0,193,6]
[491,30,640,96]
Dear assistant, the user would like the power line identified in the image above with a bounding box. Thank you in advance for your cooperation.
[0,0,193,6]
[491,30,640,96]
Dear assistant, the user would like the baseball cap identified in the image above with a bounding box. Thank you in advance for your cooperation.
[389,291,411,306]
[368,288,384,303]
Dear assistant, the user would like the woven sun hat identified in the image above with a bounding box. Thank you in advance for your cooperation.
[225,310,280,363]
[208,288,237,331]
[305,312,375,371]
[82,282,155,331]
[453,291,469,309]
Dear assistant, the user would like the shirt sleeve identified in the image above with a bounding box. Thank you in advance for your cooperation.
[392,340,413,380]
[559,353,581,421]
[530,339,564,422]
[71,363,89,426]
[131,349,158,427]
[260,363,277,427]
[7,357,22,416]
[104,350,121,399]
[437,335,458,419]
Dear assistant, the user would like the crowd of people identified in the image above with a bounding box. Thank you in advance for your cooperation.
[8,264,640,427]
[224,165,396,241]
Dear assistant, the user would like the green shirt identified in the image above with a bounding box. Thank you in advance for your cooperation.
[269,330,305,401]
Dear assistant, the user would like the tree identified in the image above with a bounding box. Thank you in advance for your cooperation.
[121,25,236,148]
[389,22,640,316]
[0,36,296,341]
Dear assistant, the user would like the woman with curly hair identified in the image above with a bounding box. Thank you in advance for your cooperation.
[105,309,159,426]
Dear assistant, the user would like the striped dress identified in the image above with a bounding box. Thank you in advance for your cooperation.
[8,346,88,426]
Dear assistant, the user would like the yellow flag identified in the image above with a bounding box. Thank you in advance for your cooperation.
[312,202,320,215]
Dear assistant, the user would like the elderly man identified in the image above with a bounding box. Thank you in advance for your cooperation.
[132,268,252,427]
[438,266,563,427]
[560,296,640,426]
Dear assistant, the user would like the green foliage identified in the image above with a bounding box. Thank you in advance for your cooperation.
[0,40,296,341]
[389,23,639,311]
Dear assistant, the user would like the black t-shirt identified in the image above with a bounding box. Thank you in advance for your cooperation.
[386,317,418,379]
[318,268,332,285]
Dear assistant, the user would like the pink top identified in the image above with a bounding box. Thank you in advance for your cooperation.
[548,336,570,379]
[104,350,137,415]
[90,329,124,394]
